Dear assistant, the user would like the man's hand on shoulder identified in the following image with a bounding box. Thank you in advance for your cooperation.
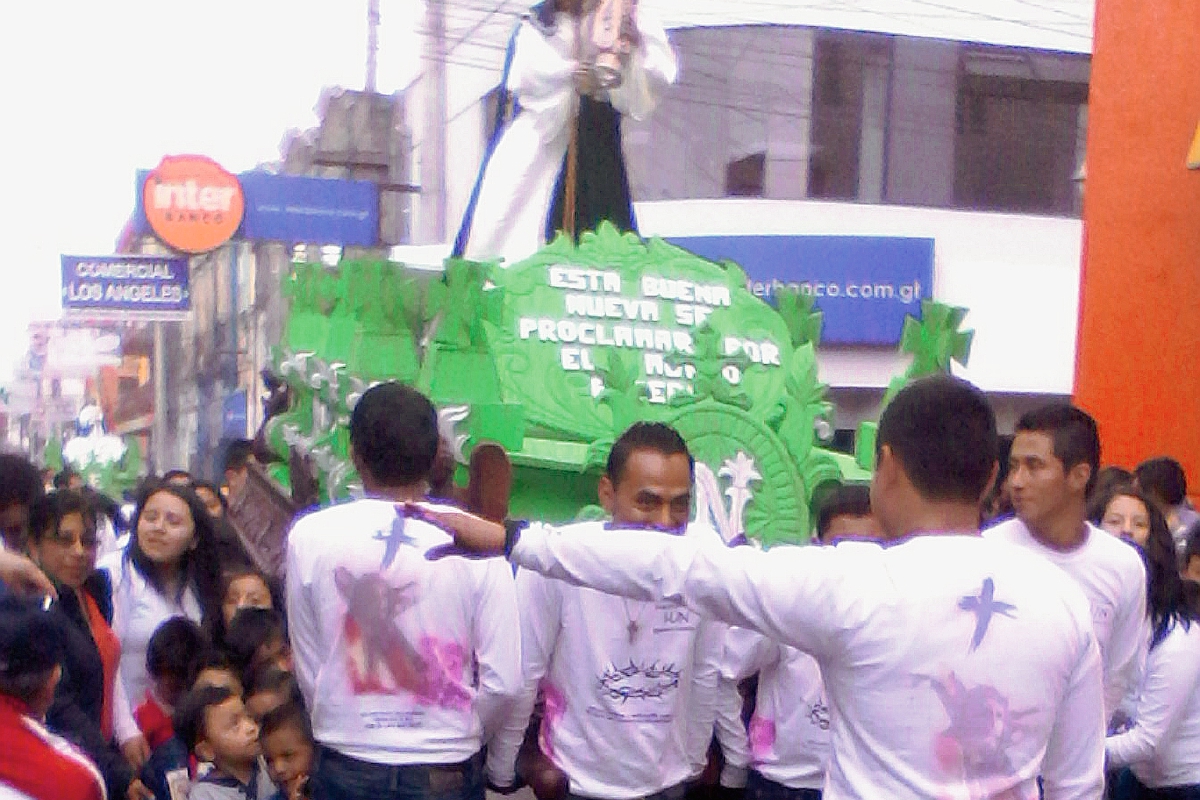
[405,503,510,559]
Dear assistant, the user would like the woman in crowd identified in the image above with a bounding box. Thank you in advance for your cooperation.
[1104,485,1200,798]
[1093,483,1157,549]
[29,490,133,799]
[100,481,224,770]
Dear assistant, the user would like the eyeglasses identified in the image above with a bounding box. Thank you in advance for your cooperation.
[47,532,100,550]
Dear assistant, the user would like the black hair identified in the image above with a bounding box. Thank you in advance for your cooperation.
[127,482,224,629]
[0,595,63,704]
[876,376,997,503]
[173,684,234,753]
[224,607,288,683]
[348,383,440,487]
[1089,465,1134,512]
[221,440,255,475]
[0,454,44,511]
[146,617,209,683]
[1135,457,1189,508]
[52,468,80,490]
[815,484,872,540]
[1015,404,1102,496]
[161,470,194,486]
[28,490,98,546]
[259,700,313,743]
[1100,486,1200,649]
[606,422,694,485]
[246,664,301,702]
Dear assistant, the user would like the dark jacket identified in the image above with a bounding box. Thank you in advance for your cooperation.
[46,570,134,800]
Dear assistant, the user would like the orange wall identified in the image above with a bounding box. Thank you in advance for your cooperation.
[1075,0,1200,481]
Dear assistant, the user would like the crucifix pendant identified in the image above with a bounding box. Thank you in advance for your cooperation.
[627,619,640,644]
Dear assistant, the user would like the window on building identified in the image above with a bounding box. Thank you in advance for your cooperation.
[954,47,1089,215]
[725,152,766,197]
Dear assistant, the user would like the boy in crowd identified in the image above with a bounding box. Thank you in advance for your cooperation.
[137,618,208,800]
[245,666,303,724]
[260,703,315,800]
[813,485,881,544]
[224,608,291,688]
[174,685,275,800]
[0,594,106,800]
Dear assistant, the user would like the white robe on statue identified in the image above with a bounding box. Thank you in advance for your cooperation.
[461,7,677,266]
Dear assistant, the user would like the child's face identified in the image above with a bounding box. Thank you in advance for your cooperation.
[199,696,261,767]
[222,575,273,625]
[246,689,286,723]
[263,725,314,790]
[195,668,244,698]
[254,635,293,675]
[152,674,189,710]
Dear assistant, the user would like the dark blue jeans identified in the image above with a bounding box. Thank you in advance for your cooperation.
[745,771,821,800]
[1128,773,1200,800]
[569,781,688,800]
[310,747,484,800]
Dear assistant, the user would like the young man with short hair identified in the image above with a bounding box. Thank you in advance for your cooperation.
[1135,456,1200,554]
[986,405,1147,723]
[486,422,722,800]
[285,382,521,800]
[420,376,1107,800]
[0,595,106,800]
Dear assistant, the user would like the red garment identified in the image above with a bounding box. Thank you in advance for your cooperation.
[133,692,174,750]
[0,694,106,800]
[81,591,120,742]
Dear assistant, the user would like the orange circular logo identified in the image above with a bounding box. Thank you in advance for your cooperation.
[143,155,244,253]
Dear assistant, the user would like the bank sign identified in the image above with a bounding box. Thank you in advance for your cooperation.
[61,255,190,320]
[665,235,935,346]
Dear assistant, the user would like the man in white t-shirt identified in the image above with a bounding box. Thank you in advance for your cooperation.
[285,383,522,800]
[985,404,1148,724]
[418,376,1107,800]
[486,422,722,800]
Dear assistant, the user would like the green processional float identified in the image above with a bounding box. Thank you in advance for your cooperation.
[258,222,974,549]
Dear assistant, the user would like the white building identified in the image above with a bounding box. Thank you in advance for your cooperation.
[405,0,1094,434]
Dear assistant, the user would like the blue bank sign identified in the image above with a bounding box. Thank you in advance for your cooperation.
[61,255,191,320]
[133,170,379,247]
[666,235,935,346]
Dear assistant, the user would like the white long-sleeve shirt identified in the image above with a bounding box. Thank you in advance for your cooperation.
[99,551,202,744]
[1107,619,1200,788]
[508,526,1106,800]
[721,628,829,791]
[285,499,521,775]
[490,521,722,800]
[984,519,1148,720]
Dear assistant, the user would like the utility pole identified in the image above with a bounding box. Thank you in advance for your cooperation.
[424,0,449,243]
[367,0,380,93]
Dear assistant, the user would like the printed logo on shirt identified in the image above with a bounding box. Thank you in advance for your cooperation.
[334,567,471,710]
[925,671,1037,794]
[652,601,698,634]
[597,660,681,704]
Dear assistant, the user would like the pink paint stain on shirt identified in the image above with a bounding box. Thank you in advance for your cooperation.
[415,636,472,711]
[748,715,776,763]
[538,682,568,759]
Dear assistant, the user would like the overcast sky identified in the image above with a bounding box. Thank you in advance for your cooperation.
[0,0,421,384]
